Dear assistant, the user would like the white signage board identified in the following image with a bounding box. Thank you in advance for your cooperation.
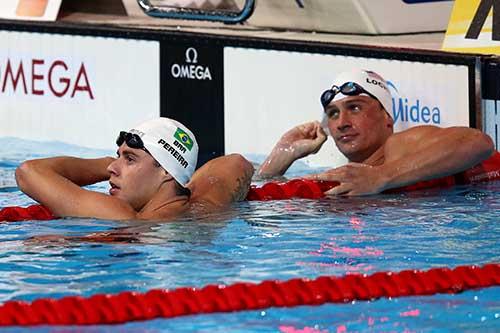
[0,31,160,150]
[250,0,454,34]
[358,0,454,34]
[224,48,470,168]
[0,0,62,21]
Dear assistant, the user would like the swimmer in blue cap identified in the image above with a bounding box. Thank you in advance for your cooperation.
[258,69,495,195]
[16,117,254,220]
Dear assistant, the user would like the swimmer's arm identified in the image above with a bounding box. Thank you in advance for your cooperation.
[17,156,114,186]
[188,154,255,206]
[258,122,327,178]
[378,125,494,190]
[15,157,137,219]
[258,149,297,178]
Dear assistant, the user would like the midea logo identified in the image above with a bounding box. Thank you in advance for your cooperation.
[171,47,212,81]
[388,81,441,124]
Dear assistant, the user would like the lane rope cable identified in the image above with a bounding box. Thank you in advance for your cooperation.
[0,263,498,326]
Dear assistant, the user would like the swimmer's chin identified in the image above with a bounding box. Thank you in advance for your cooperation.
[109,187,121,196]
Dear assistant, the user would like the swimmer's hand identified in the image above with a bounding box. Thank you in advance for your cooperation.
[307,163,388,196]
[259,121,327,178]
[277,121,327,159]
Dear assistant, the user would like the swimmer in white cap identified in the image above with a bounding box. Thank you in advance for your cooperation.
[16,117,254,220]
[259,69,494,195]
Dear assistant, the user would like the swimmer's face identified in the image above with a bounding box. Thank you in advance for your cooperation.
[107,144,166,210]
[324,95,393,162]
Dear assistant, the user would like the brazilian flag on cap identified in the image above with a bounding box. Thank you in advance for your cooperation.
[174,127,193,151]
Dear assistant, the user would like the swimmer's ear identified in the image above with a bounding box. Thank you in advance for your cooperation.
[385,111,394,129]
[388,117,394,129]
[163,171,174,182]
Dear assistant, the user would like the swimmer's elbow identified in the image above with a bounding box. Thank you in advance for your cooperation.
[472,130,495,159]
[15,160,36,192]
[483,133,495,156]
[228,153,255,176]
[452,127,495,160]
[225,154,254,202]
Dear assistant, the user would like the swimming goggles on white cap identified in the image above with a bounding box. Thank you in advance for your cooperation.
[116,131,147,152]
[320,82,380,108]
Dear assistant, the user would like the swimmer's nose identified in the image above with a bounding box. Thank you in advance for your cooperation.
[336,111,352,131]
[107,159,119,176]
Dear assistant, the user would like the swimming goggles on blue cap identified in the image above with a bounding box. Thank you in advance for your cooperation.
[320,82,378,108]
[116,131,147,152]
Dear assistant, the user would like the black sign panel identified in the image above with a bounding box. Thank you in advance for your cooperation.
[483,61,500,100]
[160,42,224,168]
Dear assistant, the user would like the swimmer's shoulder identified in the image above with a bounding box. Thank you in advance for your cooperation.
[387,125,441,145]
[188,187,224,207]
[187,154,254,207]
[383,125,441,162]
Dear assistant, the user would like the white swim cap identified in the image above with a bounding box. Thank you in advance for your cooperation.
[324,69,393,115]
[129,117,198,187]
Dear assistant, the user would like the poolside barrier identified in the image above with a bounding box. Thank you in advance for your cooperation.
[0,263,498,326]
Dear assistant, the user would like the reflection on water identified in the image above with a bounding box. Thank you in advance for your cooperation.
[2,183,498,299]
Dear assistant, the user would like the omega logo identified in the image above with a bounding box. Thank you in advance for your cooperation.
[185,47,198,64]
[0,58,94,99]
[171,47,212,81]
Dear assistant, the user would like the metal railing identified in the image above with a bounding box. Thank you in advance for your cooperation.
[137,0,255,24]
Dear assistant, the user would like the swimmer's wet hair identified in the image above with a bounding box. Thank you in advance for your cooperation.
[175,182,191,197]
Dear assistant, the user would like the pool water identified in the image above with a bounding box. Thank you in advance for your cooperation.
[0,138,499,332]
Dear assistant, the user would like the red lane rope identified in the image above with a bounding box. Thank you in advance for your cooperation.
[247,151,500,201]
[0,263,498,326]
[0,204,54,222]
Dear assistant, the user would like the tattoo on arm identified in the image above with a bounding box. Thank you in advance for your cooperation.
[230,168,254,202]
